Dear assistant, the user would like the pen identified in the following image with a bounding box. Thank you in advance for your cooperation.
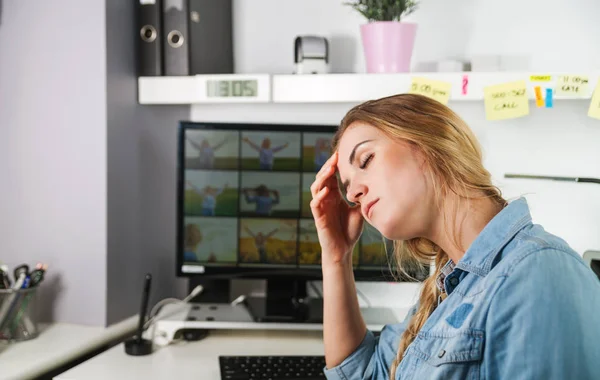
[13,265,29,284]
[0,272,28,333]
[0,265,10,289]
[7,265,48,337]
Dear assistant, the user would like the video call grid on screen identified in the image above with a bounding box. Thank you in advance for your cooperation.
[179,122,396,273]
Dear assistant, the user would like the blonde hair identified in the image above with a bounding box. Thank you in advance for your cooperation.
[185,224,203,247]
[332,94,506,379]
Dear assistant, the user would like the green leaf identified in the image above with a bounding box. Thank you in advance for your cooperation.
[344,0,419,21]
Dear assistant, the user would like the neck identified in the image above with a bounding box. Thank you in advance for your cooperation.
[427,195,504,264]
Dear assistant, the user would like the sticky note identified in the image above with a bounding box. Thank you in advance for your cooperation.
[534,86,544,107]
[409,77,452,105]
[587,79,600,120]
[483,81,530,121]
[555,75,589,97]
[530,75,552,82]
[545,88,554,108]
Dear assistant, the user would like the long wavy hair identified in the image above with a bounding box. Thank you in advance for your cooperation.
[332,94,506,379]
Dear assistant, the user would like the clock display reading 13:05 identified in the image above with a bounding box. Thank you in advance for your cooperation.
[206,80,258,98]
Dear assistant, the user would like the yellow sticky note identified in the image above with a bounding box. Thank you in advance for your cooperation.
[409,77,452,105]
[483,81,530,121]
[555,75,589,97]
[530,75,552,82]
[587,80,600,120]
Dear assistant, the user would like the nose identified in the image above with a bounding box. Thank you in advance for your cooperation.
[346,182,367,204]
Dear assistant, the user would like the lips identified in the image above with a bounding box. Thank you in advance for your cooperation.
[363,198,379,220]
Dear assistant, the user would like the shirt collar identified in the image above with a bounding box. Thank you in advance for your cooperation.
[434,197,531,293]
[435,260,456,293]
[454,196,532,277]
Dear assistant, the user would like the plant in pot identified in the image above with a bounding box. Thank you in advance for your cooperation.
[346,0,419,73]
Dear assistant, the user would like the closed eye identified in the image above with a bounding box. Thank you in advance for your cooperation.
[359,153,374,169]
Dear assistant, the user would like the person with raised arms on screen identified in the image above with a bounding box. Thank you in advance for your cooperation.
[186,136,230,169]
[187,181,228,216]
[242,185,279,216]
[244,226,279,263]
[243,136,289,170]
[314,137,331,172]
[183,224,202,262]
[310,93,600,380]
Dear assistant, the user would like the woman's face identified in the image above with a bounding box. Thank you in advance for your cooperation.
[336,122,435,240]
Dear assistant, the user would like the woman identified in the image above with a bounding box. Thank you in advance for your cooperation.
[243,185,280,216]
[310,94,600,380]
[187,181,227,216]
[186,136,229,169]
[183,224,202,262]
[243,136,289,170]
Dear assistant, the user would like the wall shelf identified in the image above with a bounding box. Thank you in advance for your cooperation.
[138,72,599,105]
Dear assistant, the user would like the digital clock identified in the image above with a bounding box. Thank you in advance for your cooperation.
[206,79,258,98]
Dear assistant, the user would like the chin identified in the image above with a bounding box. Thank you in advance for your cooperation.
[372,219,397,240]
[374,216,418,241]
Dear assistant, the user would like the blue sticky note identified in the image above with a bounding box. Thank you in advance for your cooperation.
[545,88,554,108]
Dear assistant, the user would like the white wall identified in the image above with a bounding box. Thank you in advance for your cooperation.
[192,0,600,307]
[0,0,108,325]
[232,0,600,74]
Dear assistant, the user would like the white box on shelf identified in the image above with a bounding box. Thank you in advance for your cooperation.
[470,55,501,72]
[500,55,531,71]
[436,60,465,72]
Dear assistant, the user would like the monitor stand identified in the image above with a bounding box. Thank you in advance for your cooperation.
[244,279,323,323]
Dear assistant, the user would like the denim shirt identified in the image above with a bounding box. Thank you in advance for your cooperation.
[324,197,600,380]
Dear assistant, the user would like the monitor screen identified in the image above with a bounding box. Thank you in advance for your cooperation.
[177,121,429,282]
[591,259,600,281]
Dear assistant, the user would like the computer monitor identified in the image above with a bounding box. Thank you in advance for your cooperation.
[176,121,429,322]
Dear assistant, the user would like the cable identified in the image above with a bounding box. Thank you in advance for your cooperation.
[308,281,322,299]
[309,281,372,307]
[143,285,203,330]
[356,287,372,308]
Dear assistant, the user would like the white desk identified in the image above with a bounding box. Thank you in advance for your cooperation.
[56,329,326,380]
[56,307,409,380]
[0,316,137,380]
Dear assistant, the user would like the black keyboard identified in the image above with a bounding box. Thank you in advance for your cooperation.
[219,355,327,380]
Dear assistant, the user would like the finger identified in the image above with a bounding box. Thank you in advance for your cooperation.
[312,167,341,199]
[314,162,335,182]
[311,158,340,196]
[311,171,330,197]
[310,186,330,210]
[315,151,339,176]
[311,173,339,199]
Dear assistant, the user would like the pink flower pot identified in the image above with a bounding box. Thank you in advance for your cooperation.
[360,21,418,73]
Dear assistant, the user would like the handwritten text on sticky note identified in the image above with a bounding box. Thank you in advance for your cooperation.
[556,75,589,97]
[530,75,552,82]
[409,77,452,105]
[587,79,600,120]
[483,81,530,121]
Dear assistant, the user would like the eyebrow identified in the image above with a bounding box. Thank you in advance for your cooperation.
[348,139,373,164]
[341,139,373,195]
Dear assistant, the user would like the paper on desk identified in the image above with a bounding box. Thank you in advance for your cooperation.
[409,77,452,105]
[483,80,530,121]
[587,79,600,120]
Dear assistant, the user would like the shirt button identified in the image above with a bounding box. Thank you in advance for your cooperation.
[438,349,446,358]
[449,277,459,286]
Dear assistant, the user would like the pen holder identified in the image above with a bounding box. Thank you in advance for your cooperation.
[0,287,39,342]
